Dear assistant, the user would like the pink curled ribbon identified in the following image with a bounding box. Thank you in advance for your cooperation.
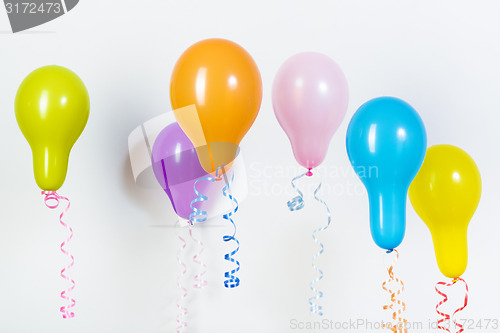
[189,227,207,289]
[175,221,188,333]
[435,277,469,332]
[41,191,75,319]
[175,222,207,333]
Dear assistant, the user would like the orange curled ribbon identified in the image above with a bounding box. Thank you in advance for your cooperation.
[382,249,407,333]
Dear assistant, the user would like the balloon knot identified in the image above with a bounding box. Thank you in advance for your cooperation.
[386,249,394,254]
[306,169,313,177]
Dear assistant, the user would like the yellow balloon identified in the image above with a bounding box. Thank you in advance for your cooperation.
[409,144,481,278]
[15,65,90,191]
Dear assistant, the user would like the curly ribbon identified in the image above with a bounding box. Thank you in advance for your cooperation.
[287,171,308,211]
[309,171,331,316]
[189,227,208,289]
[216,167,240,289]
[287,170,331,316]
[189,176,216,224]
[41,191,75,319]
[382,249,407,333]
[175,221,188,333]
[435,277,469,333]
[188,175,216,289]
[188,166,240,288]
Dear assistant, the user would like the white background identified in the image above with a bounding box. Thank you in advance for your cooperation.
[0,0,499,332]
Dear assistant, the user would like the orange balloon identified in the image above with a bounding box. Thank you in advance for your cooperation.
[170,38,262,173]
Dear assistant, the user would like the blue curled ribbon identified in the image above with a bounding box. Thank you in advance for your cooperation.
[287,171,308,211]
[309,172,331,316]
[215,166,240,289]
[189,176,216,224]
[189,166,241,288]
[288,170,331,316]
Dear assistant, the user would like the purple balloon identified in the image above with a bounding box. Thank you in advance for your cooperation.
[151,123,207,220]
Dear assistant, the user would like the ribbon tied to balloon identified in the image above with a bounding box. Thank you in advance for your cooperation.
[15,65,90,318]
[346,97,427,332]
[152,122,240,332]
[273,52,349,315]
[170,38,263,290]
[409,145,480,333]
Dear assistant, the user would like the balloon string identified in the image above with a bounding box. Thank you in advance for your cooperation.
[287,171,308,211]
[382,249,407,333]
[189,175,215,288]
[41,191,75,319]
[216,166,240,289]
[308,170,331,316]
[175,221,188,333]
[435,277,469,332]
[189,227,207,289]
[189,176,216,224]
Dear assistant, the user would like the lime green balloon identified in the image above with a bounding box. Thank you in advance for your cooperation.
[15,66,90,191]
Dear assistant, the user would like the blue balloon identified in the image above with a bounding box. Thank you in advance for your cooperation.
[346,97,427,250]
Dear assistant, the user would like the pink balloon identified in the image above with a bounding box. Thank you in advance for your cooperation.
[272,52,349,169]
